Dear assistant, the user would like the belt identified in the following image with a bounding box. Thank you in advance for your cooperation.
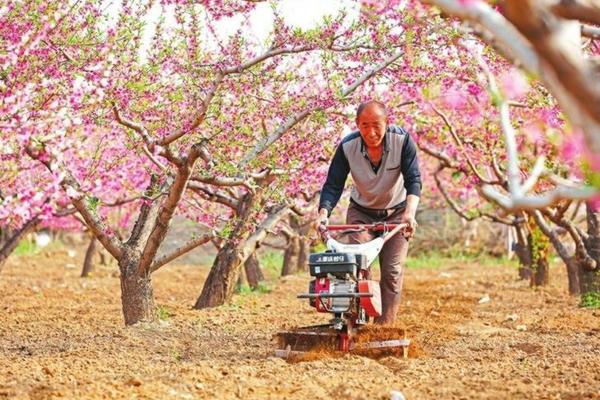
[349,198,406,219]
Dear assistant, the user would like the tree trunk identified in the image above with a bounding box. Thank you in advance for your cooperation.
[281,236,300,276]
[195,187,269,309]
[119,253,156,325]
[81,237,97,278]
[578,264,600,295]
[297,237,309,272]
[515,244,533,280]
[295,218,312,273]
[235,267,246,293]
[532,210,581,294]
[565,258,581,295]
[99,251,108,266]
[0,226,8,244]
[518,267,533,280]
[528,218,550,287]
[0,217,40,272]
[244,251,264,289]
[582,203,600,296]
[531,257,549,287]
[195,242,246,308]
[514,223,533,280]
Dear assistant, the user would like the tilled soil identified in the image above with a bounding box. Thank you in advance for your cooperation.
[1,250,599,399]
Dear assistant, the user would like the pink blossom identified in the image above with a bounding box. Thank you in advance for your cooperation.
[523,123,544,144]
[560,132,585,163]
[500,68,529,100]
[458,0,481,7]
[588,154,600,172]
[442,85,467,110]
[588,194,600,212]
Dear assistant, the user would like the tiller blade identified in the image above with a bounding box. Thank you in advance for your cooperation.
[274,325,410,360]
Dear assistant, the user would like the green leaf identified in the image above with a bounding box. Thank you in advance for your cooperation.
[86,196,100,214]
[582,162,600,189]
[580,291,600,309]
[489,89,503,107]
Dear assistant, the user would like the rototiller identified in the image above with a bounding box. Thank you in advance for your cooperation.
[275,223,411,359]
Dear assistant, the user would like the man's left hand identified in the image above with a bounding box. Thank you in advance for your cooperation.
[400,212,418,239]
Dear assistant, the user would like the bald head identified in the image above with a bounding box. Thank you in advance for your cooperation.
[356,100,387,121]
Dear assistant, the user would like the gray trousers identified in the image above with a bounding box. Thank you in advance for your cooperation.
[345,203,409,324]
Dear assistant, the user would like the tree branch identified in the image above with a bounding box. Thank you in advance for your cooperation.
[433,166,512,224]
[417,142,460,168]
[188,182,240,209]
[112,104,153,145]
[426,0,540,72]
[150,231,216,273]
[189,174,251,188]
[482,182,596,211]
[113,104,172,170]
[25,147,124,259]
[260,240,288,250]
[138,143,204,271]
[531,209,573,262]
[430,104,497,184]
[0,215,40,269]
[237,50,403,167]
[222,46,313,75]
[341,51,404,96]
[239,205,291,261]
[434,167,478,221]
[426,0,600,155]
[551,0,600,27]
[472,50,597,211]
[503,0,600,152]
[543,208,597,269]
[157,74,224,146]
[581,23,600,39]
[490,150,506,184]
[126,176,165,248]
[290,191,320,216]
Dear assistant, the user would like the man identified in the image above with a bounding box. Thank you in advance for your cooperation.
[316,100,421,324]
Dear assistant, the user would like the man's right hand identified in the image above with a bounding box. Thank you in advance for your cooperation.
[314,208,329,229]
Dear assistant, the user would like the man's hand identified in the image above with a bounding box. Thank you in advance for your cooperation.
[314,208,329,229]
[400,212,418,239]
[312,208,329,242]
[401,194,420,239]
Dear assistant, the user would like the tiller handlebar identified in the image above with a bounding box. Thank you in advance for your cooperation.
[318,223,408,244]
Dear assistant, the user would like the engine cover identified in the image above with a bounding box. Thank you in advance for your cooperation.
[329,279,356,313]
[308,252,366,279]
[308,277,357,313]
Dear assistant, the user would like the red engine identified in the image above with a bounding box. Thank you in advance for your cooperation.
[307,276,381,318]
[308,277,331,313]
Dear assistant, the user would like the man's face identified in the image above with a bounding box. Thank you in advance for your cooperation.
[356,105,387,148]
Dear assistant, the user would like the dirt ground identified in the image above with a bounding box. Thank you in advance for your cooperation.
[1,249,599,400]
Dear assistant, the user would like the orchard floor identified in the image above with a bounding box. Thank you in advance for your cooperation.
[1,250,599,400]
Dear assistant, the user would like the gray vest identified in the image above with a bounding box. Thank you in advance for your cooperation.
[342,127,407,210]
